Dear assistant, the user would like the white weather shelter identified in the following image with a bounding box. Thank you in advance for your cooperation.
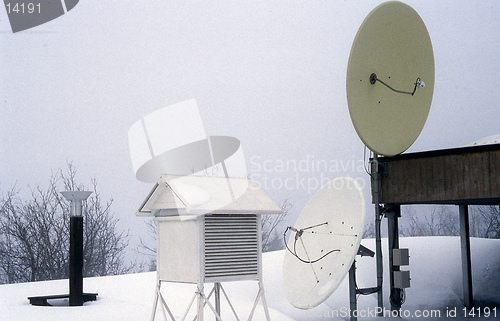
[137,175,282,321]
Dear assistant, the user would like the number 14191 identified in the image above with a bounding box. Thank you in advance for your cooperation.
[6,3,41,14]
[463,307,497,318]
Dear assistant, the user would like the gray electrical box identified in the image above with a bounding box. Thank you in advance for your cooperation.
[393,248,410,266]
[394,270,411,288]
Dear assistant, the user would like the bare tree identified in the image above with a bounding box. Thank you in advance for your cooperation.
[363,221,375,239]
[480,206,500,238]
[401,206,458,237]
[470,205,500,239]
[261,199,292,252]
[0,163,130,284]
[82,181,130,276]
[135,219,157,271]
[400,205,500,238]
[0,183,68,283]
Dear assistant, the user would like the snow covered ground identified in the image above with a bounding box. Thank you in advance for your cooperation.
[0,236,498,321]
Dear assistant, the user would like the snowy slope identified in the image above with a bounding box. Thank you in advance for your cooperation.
[0,236,498,321]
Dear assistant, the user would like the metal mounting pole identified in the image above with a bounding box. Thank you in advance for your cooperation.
[69,216,84,306]
[349,260,358,321]
[61,191,92,307]
[459,204,473,309]
[349,245,377,321]
[371,154,384,314]
[386,205,401,314]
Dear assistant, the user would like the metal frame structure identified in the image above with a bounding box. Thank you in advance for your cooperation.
[348,245,379,321]
[372,143,500,311]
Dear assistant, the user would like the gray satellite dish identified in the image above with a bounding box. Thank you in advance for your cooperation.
[467,134,500,146]
[346,1,435,156]
[282,177,365,309]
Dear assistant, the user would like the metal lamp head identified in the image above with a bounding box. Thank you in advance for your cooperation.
[61,191,92,216]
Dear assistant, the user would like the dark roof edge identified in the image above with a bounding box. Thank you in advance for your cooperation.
[378,143,500,162]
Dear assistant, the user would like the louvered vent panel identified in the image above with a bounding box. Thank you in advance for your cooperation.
[204,214,259,279]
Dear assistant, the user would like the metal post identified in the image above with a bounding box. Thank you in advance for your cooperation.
[214,282,221,318]
[386,205,401,313]
[151,281,160,321]
[70,216,84,306]
[459,204,473,309]
[259,280,271,321]
[61,191,92,307]
[371,154,384,314]
[197,284,204,321]
[349,260,357,321]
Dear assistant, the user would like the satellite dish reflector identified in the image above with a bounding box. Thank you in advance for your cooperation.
[346,1,435,156]
[282,177,365,309]
[467,134,500,146]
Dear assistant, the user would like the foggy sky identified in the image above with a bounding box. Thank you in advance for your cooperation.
[1,1,498,260]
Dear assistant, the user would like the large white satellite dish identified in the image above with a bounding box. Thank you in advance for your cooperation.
[282,177,365,309]
[467,134,500,146]
[346,1,435,157]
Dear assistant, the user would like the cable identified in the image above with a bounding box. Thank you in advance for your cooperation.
[370,73,424,96]
[389,288,406,306]
[283,227,341,264]
[354,268,381,296]
[363,145,374,179]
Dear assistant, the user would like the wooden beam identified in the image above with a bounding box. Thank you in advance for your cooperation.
[374,144,500,205]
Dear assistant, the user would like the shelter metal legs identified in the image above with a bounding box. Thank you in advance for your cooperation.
[151,281,270,321]
[151,280,176,321]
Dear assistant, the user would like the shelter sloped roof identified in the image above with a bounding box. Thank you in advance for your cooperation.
[137,175,282,216]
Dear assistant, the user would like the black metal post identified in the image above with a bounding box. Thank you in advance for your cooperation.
[62,191,92,307]
[371,154,384,314]
[70,216,84,306]
[27,191,96,307]
[349,260,357,321]
[386,205,401,313]
[459,204,473,309]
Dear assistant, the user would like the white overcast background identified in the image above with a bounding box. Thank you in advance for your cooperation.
[0,1,498,261]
